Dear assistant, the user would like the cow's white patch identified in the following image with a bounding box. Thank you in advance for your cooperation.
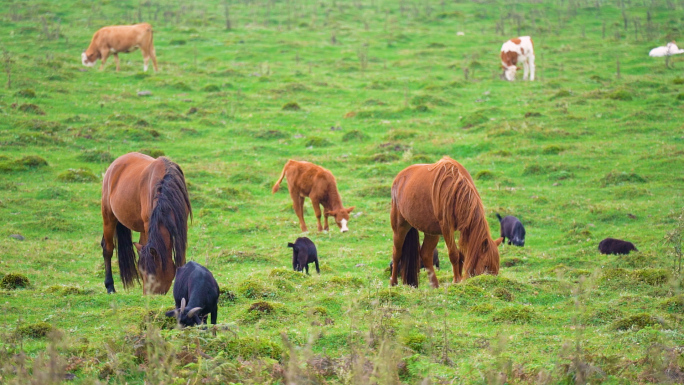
[109,47,117,53]
[144,64,148,72]
[81,52,95,67]
[340,219,348,233]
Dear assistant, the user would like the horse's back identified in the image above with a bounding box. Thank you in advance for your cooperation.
[391,163,442,234]
[102,152,160,231]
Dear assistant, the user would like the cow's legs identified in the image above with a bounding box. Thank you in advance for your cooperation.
[522,60,530,81]
[101,216,117,294]
[529,55,536,81]
[143,53,150,72]
[310,198,324,231]
[290,189,307,232]
[420,234,440,288]
[99,50,110,71]
[114,53,120,72]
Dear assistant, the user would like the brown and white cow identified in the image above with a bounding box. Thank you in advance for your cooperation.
[82,23,158,72]
[500,36,535,81]
[272,160,354,233]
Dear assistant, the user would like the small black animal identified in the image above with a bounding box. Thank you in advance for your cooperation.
[598,237,638,255]
[496,213,526,247]
[289,237,320,274]
[165,261,219,327]
[390,249,439,271]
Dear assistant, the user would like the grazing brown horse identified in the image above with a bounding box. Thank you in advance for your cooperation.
[101,152,192,294]
[390,157,502,288]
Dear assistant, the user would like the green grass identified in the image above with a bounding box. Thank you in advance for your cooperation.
[1,0,684,383]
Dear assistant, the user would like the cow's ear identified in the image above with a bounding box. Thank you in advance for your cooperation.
[325,209,336,216]
[165,309,179,318]
[494,237,503,247]
[287,243,295,248]
[346,206,355,214]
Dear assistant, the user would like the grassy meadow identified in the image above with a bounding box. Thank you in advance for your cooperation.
[1,0,684,383]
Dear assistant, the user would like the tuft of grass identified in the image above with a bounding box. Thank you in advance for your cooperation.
[45,285,91,295]
[255,130,288,140]
[582,308,624,325]
[0,155,48,172]
[15,88,36,98]
[218,287,237,305]
[492,306,536,324]
[342,130,369,142]
[401,331,427,353]
[460,110,489,128]
[659,295,684,313]
[282,101,301,111]
[410,95,453,107]
[304,136,332,147]
[1,273,30,289]
[611,313,664,331]
[601,171,646,186]
[139,148,166,158]
[57,168,98,183]
[18,103,46,115]
[475,170,495,180]
[20,119,62,132]
[502,257,523,267]
[269,267,308,282]
[202,84,221,92]
[542,145,564,155]
[17,322,54,338]
[386,129,417,141]
[237,277,275,299]
[79,149,113,163]
[469,303,495,314]
[607,89,633,101]
[551,89,572,99]
[214,336,283,360]
[493,287,513,302]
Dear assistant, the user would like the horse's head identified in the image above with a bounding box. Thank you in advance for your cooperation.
[469,237,503,276]
[165,298,203,327]
[325,206,355,232]
[134,242,172,294]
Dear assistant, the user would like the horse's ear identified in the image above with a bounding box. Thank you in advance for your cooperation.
[133,243,143,253]
[494,237,503,247]
[287,243,295,248]
[346,206,355,214]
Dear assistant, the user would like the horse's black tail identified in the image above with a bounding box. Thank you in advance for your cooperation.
[401,227,420,287]
[116,222,139,289]
[496,213,503,222]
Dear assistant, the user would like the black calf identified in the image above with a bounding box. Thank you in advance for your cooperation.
[288,237,320,274]
[496,213,526,247]
[165,261,219,327]
[598,238,638,255]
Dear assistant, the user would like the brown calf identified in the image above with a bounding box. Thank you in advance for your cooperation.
[272,160,354,233]
[82,23,158,72]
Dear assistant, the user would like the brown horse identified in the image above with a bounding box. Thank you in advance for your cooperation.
[390,156,502,288]
[101,152,192,294]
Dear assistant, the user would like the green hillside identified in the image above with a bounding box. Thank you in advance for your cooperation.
[0,0,683,383]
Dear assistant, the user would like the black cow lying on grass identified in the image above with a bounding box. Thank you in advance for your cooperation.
[598,238,638,255]
[389,249,439,271]
[165,261,219,327]
[289,237,320,274]
[496,213,526,247]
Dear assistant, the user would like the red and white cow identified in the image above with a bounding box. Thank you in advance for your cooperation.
[82,23,158,72]
[500,36,535,81]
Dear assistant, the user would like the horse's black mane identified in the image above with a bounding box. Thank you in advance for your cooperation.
[138,157,192,275]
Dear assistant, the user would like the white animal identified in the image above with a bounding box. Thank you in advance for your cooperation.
[500,36,535,81]
[649,42,684,57]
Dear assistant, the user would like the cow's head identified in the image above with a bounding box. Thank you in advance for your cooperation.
[165,298,203,327]
[325,206,355,232]
[81,50,97,67]
[288,242,307,272]
[503,65,518,81]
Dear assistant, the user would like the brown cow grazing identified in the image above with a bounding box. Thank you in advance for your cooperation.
[82,23,158,72]
[272,160,354,233]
